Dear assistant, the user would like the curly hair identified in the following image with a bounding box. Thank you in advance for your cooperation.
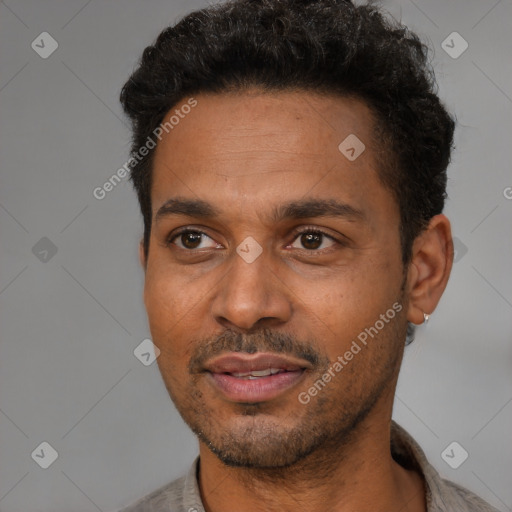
[120,0,455,265]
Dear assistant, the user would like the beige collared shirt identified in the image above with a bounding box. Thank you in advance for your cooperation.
[118,422,499,511]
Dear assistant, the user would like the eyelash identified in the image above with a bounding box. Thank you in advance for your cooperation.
[289,227,338,249]
[166,226,341,251]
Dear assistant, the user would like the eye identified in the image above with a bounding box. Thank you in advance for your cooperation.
[290,230,337,251]
[168,229,220,250]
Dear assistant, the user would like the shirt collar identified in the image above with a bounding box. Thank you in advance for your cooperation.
[181,421,455,512]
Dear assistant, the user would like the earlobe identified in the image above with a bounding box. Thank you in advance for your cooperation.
[406,214,454,325]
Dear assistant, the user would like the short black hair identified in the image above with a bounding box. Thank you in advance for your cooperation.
[120,0,455,264]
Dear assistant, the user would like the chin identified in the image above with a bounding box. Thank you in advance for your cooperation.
[193,417,327,469]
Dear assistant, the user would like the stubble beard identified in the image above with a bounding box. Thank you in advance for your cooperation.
[162,313,407,478]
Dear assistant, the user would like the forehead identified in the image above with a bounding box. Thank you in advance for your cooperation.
[154,90,375,162]
[150,90,393,220]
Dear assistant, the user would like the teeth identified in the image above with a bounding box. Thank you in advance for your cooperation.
[231,371,252,378]
[231,368,283,378]
[251,368,272,377]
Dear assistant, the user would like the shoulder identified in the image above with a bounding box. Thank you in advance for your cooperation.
[390,421,499,512]
[433,477,501,512]
[115,458,203,512]
[116,475,188,512]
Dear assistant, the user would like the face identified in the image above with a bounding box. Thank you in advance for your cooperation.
[143,90,409,468]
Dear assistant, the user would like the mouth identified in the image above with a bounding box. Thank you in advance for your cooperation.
[203,353,311,403]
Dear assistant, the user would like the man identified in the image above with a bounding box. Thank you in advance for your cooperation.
[118,0,498,511]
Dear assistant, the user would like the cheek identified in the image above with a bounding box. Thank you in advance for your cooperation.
[300,265,401,355]
[144,255,197,320]
[144,272,174,326]
[144,269,185,355]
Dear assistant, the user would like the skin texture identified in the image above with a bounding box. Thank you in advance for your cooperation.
[140,90,453,512]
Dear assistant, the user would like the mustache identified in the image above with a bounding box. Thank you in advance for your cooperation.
[188,328,325,373]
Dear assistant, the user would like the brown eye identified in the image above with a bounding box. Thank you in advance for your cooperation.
[181,232,202,249]
[290,230,336,251]
[301,232,322,250]
[169,230,220,250]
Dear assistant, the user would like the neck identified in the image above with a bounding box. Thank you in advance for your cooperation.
[197,394,426,512]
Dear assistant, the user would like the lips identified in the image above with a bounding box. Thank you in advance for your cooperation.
[203,353,311,403]
[204,352,310,373]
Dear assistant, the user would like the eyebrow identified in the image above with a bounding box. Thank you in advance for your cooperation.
[155,198,219,223]
[271,199,365,223]
[155,197,365,223]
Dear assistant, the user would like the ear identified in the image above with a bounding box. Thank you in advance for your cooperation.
[406,214,454,325]
[139,238,147,271]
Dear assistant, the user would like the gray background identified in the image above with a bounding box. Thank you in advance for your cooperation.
[0,0,511,510]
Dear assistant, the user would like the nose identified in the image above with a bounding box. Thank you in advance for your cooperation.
[211,247,293,332]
